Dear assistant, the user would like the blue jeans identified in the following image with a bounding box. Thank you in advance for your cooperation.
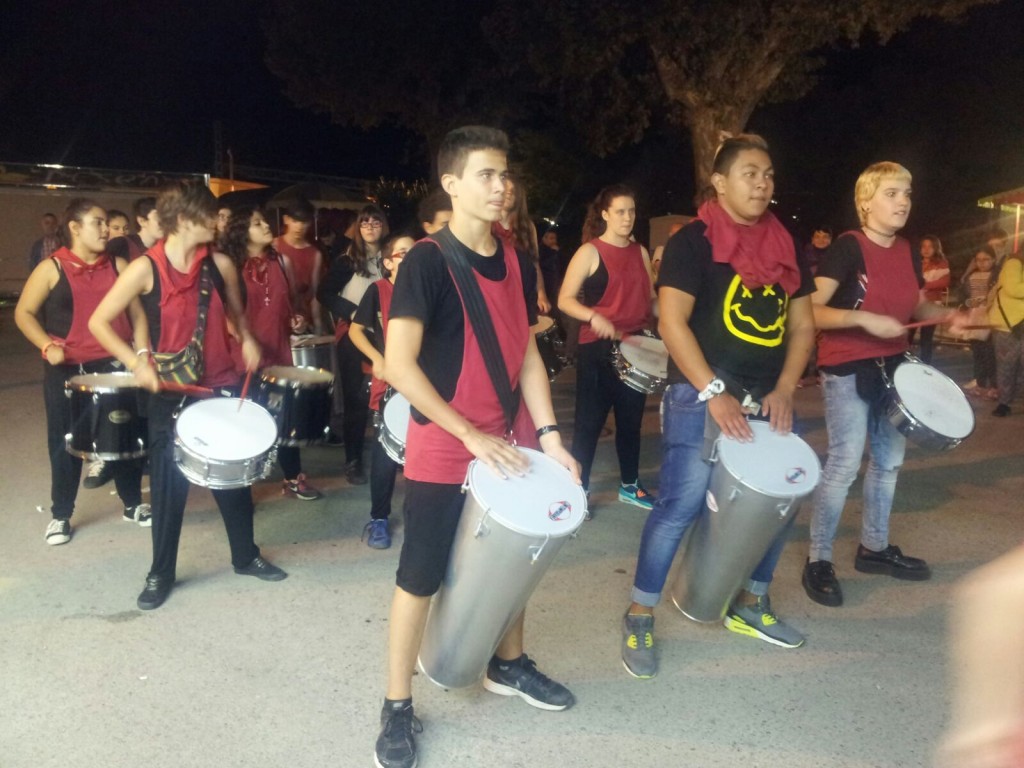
[631,383,791,607]
[807,371,906,563]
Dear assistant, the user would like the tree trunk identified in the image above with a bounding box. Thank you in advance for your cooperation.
[688,105,753,207]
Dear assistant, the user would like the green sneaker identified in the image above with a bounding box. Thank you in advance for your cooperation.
[619,481,655,510]
[724,594,805,649]
[621,612,658,678]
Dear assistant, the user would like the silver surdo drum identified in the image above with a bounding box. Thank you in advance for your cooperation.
[671,420,821,623]
[290,334,336,370]
[173,398,278,488]
[418,447,587,689]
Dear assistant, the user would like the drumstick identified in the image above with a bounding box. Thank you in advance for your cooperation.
[160,382,215,396]
[903,318,947,330]
[237,370,252,412]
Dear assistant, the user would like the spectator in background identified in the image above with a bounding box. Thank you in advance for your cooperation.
[538,228,562,312]
[988,227,1010,269]
[803,226,832,275]
[960,245,998,399]
[28,213,60,269]
[910,235,950,364]
[107,197,162,262]
[650,221,686,282]
[417,187,453,236]
[107,210,131,240]
[988,248,1024,418]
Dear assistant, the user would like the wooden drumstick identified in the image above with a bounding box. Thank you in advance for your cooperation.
[160,382,215,396]
[237,370,252,412]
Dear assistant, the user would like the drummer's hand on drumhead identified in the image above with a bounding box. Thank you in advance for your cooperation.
[708,394,754,441]
[133,362,160,393]
[539,433,582,484]
[857,312,906,339]
[463,429,529,479]
[290,314,308,334]
[761,388,794,435]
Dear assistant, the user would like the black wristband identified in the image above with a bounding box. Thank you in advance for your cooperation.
[535,424,560,439]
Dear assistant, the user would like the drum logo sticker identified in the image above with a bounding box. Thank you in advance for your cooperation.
[785,467,807,485]
[108,410,132,425]
[548,501,572,521]
[705,490,719,513]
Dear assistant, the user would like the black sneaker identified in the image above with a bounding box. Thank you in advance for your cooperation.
[803,558,843,606]
[483,654,575,711]
[854,544,931,581]
[83,460,114,489]
[45,518,72,546]
[374,699,421,768]
[345,460,367,485]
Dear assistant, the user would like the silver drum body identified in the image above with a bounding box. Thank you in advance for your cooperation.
[418,447,587,689]
[290,334,336,370]
[173,398,279,489]
[613,334,668,394]
[884,360,974,451]
[671,421,821,622]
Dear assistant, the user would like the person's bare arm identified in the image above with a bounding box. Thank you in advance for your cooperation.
[214,252,261,370]
[14,260,64,363]
[349,321,384,379]
[760,295,815,434]
[518,335,580,482]
[558,242,617,339]
[89,257,159,391]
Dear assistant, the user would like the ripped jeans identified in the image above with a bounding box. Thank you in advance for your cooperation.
[807,371,907,563]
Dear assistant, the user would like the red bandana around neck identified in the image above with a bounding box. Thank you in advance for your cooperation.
[55,247,109,274]
[697,199,800,295]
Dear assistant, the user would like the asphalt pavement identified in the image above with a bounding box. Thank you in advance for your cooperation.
[1,310,1021,768]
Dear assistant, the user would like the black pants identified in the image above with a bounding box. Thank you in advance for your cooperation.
[44,361,143,519]
[570,340,646,490]
[337,334,370,464]
[277,445,302,480]
[147,394,259,579]
[370,419,399,520]
[971,338,997,389]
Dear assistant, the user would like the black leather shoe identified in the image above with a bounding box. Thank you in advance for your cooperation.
[854,544,931,581]
[803,558,843,606]
[137,575,174,610]
[234,556,288,581]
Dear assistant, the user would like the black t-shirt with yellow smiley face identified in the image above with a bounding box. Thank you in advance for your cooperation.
[657,220,814,392]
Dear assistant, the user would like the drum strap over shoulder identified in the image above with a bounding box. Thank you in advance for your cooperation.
[433,227,521,434]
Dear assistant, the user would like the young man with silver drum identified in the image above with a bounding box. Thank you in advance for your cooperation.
[374,126,580,768]
[621,134,817,679]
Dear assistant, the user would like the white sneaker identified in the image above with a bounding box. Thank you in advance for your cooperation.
[123,503,152,527]
[45,518,72,545]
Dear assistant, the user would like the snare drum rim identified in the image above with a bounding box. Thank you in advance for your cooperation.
[259,366,334,388]
[714,421,822,499]
[65,371,142,394]
[64,436,148,461]
[889,361,975,443]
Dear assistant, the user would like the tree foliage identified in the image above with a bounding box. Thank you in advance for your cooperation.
[263,0,999,200]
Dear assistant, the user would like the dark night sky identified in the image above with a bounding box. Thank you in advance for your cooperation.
[3,1,1023,257]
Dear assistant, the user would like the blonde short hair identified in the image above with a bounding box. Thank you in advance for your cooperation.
[854,162,912,226]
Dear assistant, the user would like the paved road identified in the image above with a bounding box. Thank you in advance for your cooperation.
[1,311,1020,768]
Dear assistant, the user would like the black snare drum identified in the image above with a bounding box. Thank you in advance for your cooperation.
[255,365,334,446]
[65,372,149,460]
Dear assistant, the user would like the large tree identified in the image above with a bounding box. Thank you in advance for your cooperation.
[486,0,999,190]
[263,0,998,197]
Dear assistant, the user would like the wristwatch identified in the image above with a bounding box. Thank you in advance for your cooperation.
[697,377,725,402]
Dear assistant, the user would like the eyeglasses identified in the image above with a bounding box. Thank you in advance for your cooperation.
[360,220,383,229]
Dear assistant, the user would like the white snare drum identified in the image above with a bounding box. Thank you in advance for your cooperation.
[885,360,974,451]
[532,316,565,381]
[173,398,278,488]
[378,390,410,465]
[418,447,587,689]
[671,420,821,622]
[613,334,669,394]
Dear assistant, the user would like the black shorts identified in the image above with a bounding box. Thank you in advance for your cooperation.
[395,479,466,597]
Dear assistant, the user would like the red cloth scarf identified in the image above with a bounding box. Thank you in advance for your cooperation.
[697,199,800,295]
[56,248,109,275]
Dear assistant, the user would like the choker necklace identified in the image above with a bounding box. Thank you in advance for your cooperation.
[863,224,896,240]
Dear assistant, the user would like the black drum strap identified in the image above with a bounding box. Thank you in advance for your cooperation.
[434,227,521,435]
